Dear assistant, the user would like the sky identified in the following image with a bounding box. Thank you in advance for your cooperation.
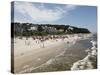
[12,1,97,33]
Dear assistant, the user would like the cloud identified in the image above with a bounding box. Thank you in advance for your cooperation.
[14,1,77,23]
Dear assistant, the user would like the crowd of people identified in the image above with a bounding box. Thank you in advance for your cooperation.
[14,34,92,48]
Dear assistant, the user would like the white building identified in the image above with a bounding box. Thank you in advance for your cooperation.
[28,26,37,31]
[68,26,74,30]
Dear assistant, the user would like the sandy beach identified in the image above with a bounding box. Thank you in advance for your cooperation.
[14,39,67,73]
[12,34,94,73]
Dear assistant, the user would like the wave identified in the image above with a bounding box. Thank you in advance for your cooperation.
[71,40,97,70]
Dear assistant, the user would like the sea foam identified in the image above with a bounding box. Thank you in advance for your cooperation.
[71,40,97,70]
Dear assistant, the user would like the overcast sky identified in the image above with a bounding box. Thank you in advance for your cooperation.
[12,1,97,33]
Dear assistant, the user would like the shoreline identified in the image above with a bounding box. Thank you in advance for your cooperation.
[29,38,93,73]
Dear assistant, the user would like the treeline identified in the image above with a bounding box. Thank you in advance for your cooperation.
[11,22,90,37]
